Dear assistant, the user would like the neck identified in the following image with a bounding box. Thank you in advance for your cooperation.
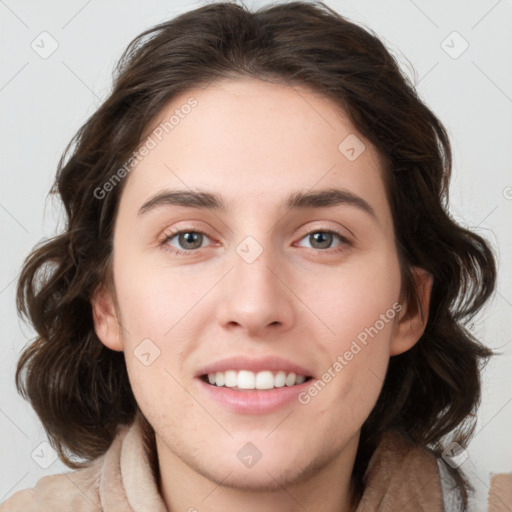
[154,432,359,512]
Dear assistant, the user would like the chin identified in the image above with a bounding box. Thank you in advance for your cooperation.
[199,459,309,492]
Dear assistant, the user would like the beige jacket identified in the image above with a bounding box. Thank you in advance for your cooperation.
[1,418,453,511]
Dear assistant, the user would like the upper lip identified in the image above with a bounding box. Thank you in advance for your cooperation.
[196,355,314,378]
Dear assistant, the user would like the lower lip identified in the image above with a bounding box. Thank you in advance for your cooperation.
[197,378,313,414]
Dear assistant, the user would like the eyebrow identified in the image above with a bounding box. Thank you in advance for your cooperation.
[137,187,376,219]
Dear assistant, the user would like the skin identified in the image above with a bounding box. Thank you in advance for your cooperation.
[92,77,432,512]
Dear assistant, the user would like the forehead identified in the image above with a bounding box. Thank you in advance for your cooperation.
[119,77,389,221]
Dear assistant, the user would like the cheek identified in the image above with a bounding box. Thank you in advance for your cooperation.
[112,252,211,344]
[301,317,394,439]
[295,251,401,418]
[112,258,217,412]
[296,248,402,342]
[125,357,192,437]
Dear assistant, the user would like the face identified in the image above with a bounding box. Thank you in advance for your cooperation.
[93,77,427,492]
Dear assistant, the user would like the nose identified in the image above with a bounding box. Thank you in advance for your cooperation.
[216,238,295,337]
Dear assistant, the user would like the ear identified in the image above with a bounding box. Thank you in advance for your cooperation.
[91,283,124,352]
[390,267,433,356]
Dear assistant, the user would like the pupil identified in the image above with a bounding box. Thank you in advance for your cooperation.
[180,232,202,249]
[312,232,332,249]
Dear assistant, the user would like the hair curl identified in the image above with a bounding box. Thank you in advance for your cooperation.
[15,1,496,506]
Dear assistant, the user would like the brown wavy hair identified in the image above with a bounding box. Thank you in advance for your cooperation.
[15,1,495,506]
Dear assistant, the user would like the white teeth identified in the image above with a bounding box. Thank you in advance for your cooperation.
[224,370,237,387]
[205,370,309,390]
[215,372,225,387]
[237,370,255,389]
[285,372,296,386]
[255,370,274,389]
[274,371,286,387]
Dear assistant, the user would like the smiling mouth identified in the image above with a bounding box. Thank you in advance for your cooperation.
[200,370,313,391]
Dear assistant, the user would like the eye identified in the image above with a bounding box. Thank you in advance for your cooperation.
[161,229,212,255]
[160,227,350,256]
[296,229,349,252]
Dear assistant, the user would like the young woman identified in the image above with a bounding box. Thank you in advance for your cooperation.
[2,2,496,511]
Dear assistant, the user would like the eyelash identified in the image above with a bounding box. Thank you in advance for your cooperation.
[159,226,351,257]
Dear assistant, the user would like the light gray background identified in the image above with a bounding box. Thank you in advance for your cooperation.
[1,1,511,510]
